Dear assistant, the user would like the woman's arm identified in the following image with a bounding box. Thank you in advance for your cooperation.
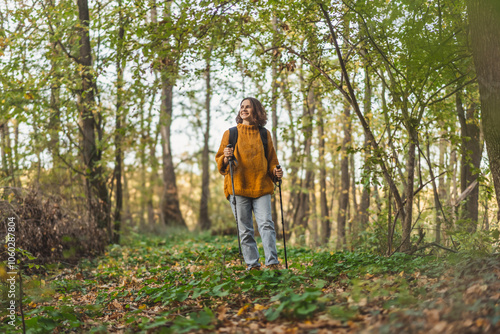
[266,130,281,179]
[215,130,231,175]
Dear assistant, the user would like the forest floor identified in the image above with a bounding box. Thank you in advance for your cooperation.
[1,232,500,334]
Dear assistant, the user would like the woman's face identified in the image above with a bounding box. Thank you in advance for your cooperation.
[240,99,254,125]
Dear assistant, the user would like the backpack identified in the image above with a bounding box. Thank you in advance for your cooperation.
[229,126,268,160]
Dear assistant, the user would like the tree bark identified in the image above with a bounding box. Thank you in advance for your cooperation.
[113,0,125,243]
[467,0,500,222]
[293,87,315,245]
[337,101,350,251]
[198,48,212,230]
[154,1,186,228]
[456,93,481,230]
[437,133,446,243]
[271,15,279,226]
[359,64,371,232]
[77,0,111,237]
[318,101,330,245]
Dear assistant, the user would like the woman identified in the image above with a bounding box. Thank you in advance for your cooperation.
[215,97,283,270]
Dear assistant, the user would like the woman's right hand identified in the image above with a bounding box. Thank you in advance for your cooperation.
[224,146,234,164]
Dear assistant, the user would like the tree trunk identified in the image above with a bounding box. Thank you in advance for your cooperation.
[318,101,330,245]
[113,0,125,243]
[48,57,61,166]
[293,87,315,245]
[350,152,359,248]
[436,134,446,243]
[310,172,318,247]
[359,64,371,232]
[271,15,279,226]
[401,132,416,252]
[281,80,295,240]
[467,0,500,222]
[198,48,212,230]
[457,93,481,230]
[337,101,350,251]
[154,2,186,228]
[77,0,111,237]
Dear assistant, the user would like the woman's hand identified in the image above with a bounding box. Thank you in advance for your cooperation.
[223,146,234,164]
[273,167,283,179]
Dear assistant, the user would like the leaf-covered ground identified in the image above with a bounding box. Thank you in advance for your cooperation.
[1,232,500,333]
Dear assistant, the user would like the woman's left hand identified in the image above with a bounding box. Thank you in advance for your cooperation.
[273,167,283,179]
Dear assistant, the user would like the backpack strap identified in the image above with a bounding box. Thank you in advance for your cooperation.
[229,126,238,148]
[259,126,268,160]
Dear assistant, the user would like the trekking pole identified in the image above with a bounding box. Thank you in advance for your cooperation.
[227,144,243,263]
[276,165,288,269]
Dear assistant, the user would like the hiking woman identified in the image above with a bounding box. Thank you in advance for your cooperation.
[215,97,283,270]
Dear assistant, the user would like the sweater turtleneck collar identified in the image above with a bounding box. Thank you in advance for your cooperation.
[237,123,259,134]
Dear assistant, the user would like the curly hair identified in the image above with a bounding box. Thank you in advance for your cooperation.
[235,97,268,127]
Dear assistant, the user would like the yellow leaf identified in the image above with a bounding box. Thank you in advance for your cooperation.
[399,271,404,277]
[237,304,250,316]
[253,304,268,311]
[139,304,147,310]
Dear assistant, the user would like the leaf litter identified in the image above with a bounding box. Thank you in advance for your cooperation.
[2,234,499,333]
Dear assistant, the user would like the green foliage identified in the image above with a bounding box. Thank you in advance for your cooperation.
[265,287,325,320]
[309,251,429,280]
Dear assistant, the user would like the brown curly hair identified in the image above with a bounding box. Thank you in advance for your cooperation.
[235,97,268,127]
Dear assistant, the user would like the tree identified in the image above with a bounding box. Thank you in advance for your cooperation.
[77,0,111,238]
[466,0,500,222]
[198,46,213,231]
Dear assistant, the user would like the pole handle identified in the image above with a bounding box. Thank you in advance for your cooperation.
[226,144,234,162]
[276,165,282,184]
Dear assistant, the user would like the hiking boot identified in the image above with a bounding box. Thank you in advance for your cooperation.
[267,264,280,270]
[246,266,261,271]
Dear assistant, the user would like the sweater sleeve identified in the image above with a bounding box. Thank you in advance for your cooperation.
[215,130,230,175]
[266,130,280,179]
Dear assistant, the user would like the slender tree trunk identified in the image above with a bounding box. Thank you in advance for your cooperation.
[337,101,350,251]
[271,15,279,226]
[148,138,157,225]
[293,87,315,245]
[318,101,330,245]
[139,102,147,228]
[359,64,371,232]
[401,131,416,252]
[282,80,295,239]
[310,172,318,247]
[467,0,500,222]
[448,148,458,229]
[77,0,110,237]
[0,122,7,178]
[113,0,125,243]
[457,94,481,230]
[436,133,446,243]
[198,48,212,230]
[48,49,61,167]
[350,153,359,248]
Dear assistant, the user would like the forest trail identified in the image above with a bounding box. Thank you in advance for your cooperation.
[4,233,499,333]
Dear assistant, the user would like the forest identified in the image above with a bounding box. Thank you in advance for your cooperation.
[1,0,500,333]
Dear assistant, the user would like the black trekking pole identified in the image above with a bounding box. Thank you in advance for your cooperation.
[227,144,243,263]
[276,165,288,269]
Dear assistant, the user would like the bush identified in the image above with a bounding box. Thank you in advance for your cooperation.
[0,188,107,267]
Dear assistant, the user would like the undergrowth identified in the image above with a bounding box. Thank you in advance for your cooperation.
[1,230,499,333]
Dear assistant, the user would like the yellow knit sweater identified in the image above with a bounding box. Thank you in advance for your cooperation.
[215,124,279,199]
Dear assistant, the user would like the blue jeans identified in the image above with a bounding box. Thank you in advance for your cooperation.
[229,194,279,268]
